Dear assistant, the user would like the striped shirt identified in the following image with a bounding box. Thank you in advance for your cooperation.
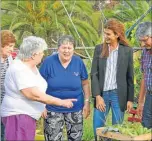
[103,45,118,91]
[0,56,12,103]
[141,49,152,91]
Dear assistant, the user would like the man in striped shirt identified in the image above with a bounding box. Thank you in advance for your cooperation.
[0,30,16,141]
[136,22,152,129]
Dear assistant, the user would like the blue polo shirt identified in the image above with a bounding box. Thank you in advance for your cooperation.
[39,54,88,113]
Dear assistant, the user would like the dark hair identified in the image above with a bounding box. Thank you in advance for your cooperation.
[57,35,76,48]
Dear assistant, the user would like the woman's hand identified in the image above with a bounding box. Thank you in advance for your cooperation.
[96,95,106,112]
[83,102,90,119]
[41,108,47,119]
[61,99,77,108]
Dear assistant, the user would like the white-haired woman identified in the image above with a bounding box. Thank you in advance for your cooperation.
[1,36,76,141]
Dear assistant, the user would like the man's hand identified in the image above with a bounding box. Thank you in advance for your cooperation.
[83,102,90,119]
[96,95,106,112]
[136,103,144,118]
[126,101,133,112]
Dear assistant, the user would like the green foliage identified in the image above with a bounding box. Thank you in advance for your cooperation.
[104,0,152,23]
[82,104,94,140]
[1,0,99,47]
[112,122,151,136]
[2,1,151,140]
[134,53,142,99]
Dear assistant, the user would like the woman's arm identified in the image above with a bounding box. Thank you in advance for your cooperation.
[82,79,90,119]
[82,80,90,101]
[91,45,106,111]
[21,87,77,108]
[91,45,101,97]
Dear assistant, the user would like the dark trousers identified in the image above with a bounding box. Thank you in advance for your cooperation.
[142,93,152,129]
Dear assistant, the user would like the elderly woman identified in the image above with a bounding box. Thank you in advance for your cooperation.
[0,30,16,141]
[1,36,76,141]
[40,35,90,141]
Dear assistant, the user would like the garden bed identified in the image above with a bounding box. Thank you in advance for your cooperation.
[96,127,152,141]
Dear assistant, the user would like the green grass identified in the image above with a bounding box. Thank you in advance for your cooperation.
[82,104,94,141]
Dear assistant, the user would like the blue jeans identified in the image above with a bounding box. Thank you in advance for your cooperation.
[1,121,5,141]
[93,89,124,136]
[142,93,152,129]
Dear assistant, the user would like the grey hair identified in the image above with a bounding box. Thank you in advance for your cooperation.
[17,36,47,60]
[57,35,75,48]
[136,22,152,40]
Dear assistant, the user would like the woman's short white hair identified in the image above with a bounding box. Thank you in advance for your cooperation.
[136,22,152,40]
[17,36,47,60]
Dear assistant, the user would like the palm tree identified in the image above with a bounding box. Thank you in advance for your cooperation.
[1,0,99,47]
[97,0,152,44]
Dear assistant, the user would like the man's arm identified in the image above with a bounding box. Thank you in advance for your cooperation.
[138,74,146,105]
[137,74,146,117]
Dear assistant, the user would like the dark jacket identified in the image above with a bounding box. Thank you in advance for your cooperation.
[91,44,134,112]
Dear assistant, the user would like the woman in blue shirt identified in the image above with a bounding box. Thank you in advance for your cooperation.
[40,35,90,141]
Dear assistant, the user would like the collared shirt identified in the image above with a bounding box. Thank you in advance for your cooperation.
[141,49,152,91]
[0,56,13,103]
[103,45,119,91]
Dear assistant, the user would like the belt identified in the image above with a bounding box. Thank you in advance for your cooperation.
[104,89,117,92]
[147,90,152,95]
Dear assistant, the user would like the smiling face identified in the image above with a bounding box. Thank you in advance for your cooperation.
[58,42,74,63]
[1,43,15,58]
[104,28,119,44]
[139,36,152,49]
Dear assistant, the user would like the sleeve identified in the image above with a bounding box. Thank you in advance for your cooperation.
[13,69,37,90]
[127,48,134,102]
[90,45,101,97]
[140,50,144,73]
[80,59,88,80]
[39,58,49,81]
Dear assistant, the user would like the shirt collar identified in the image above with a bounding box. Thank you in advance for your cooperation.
[108,43,119,52]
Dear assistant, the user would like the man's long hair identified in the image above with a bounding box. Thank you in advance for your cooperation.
[101,19,129,58]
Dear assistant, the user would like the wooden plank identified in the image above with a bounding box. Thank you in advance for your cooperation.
[97,127,152,141]
[133,133,152,140]
[96,127,133,140]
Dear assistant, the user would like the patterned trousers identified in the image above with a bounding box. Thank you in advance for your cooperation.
[44,110,83,141]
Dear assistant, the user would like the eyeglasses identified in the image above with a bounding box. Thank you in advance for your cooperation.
[139,36,151,46]
[139,36,150,43]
